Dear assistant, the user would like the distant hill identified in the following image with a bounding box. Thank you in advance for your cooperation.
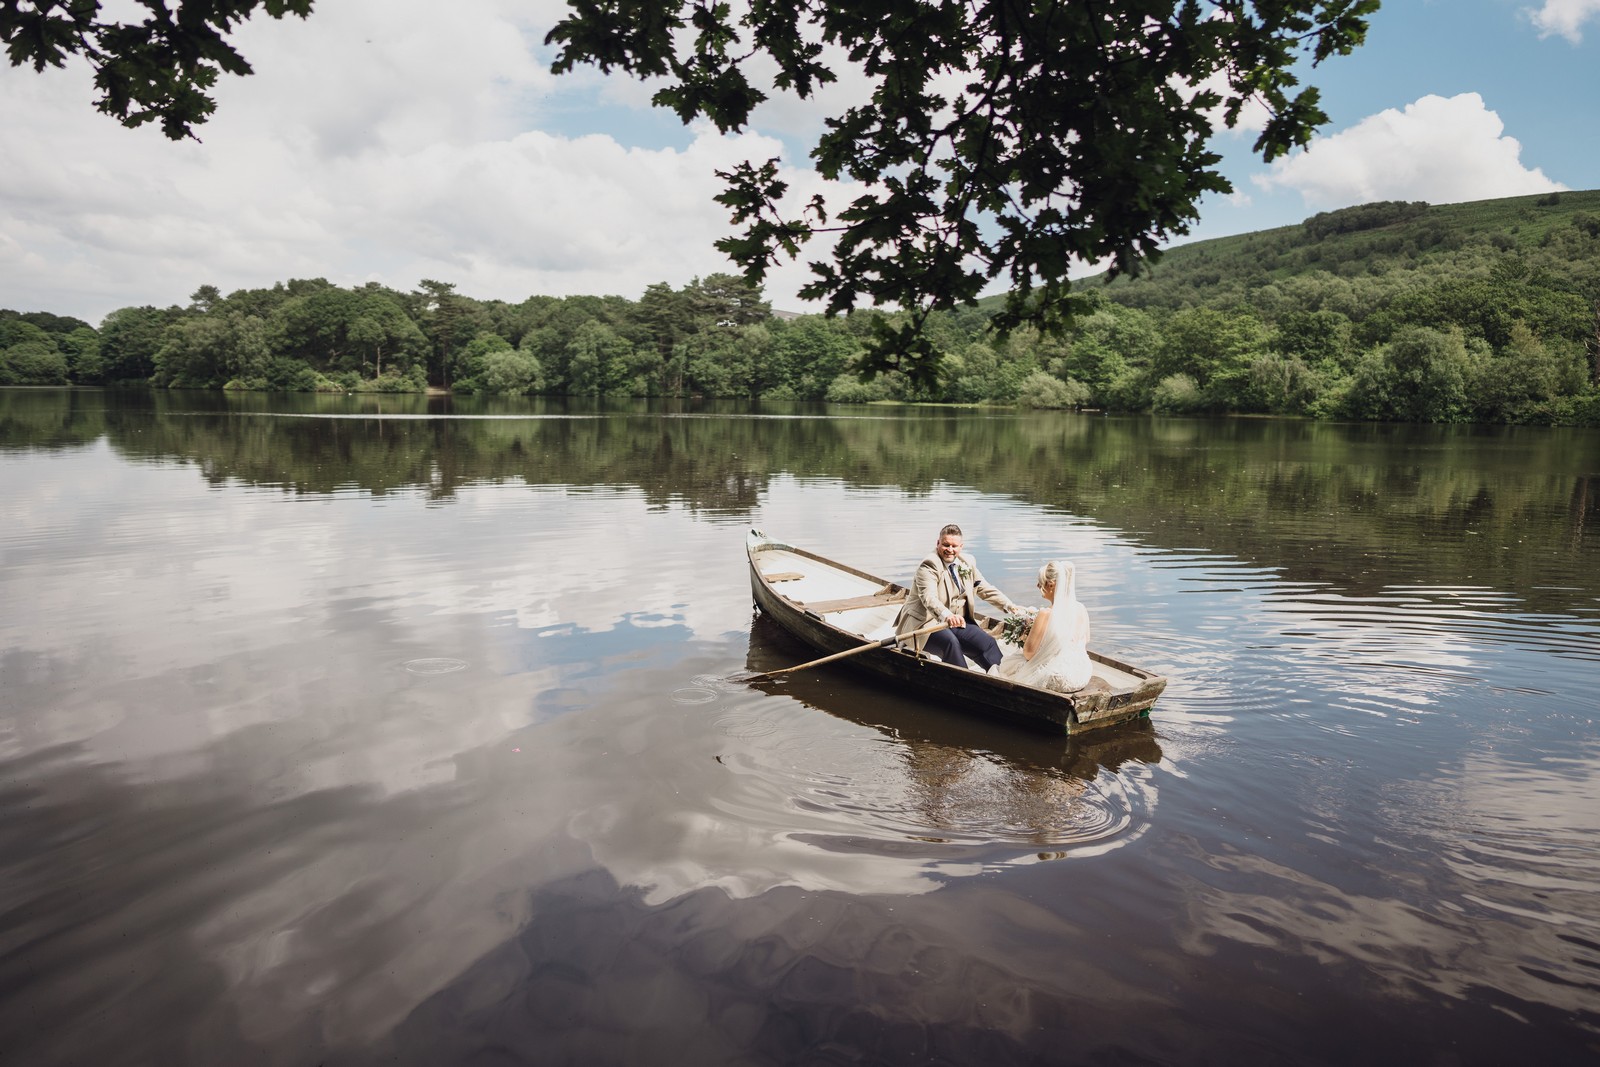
[950,190,1600,424]
[1083,189,1600,318]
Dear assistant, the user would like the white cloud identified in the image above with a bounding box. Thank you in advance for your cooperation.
[1251,93,1564,208]
[0,0,848,323]
[1182,70,1274,136]
[744,44,889,142]
[1527,0,1600,41]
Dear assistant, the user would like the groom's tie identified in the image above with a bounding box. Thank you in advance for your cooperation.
[948,563,960,586]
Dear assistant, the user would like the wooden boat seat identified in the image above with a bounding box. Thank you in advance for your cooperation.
[792,585,907,616]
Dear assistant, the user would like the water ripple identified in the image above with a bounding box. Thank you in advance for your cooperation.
[403,657,468,675]
[712,723,1154,859]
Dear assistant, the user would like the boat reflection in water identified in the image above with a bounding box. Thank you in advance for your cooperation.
[744,611,1163,861]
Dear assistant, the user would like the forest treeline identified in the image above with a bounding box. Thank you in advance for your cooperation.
[4,190,1600,425]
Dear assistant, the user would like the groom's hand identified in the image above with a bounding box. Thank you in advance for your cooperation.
[945,613,964,628]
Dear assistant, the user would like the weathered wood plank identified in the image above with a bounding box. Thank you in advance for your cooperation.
[797,587,906,615]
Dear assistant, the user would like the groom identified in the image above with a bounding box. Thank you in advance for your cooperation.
[896,523,1022,672]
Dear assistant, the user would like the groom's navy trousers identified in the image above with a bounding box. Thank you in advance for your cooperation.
[923,620,1003,671]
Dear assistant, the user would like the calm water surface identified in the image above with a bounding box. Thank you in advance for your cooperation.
[2,389,1598,1065]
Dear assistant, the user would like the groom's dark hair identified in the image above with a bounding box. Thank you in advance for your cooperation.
[939,523,963,537]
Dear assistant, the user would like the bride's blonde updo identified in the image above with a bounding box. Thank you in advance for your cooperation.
[1037,560,1076,601]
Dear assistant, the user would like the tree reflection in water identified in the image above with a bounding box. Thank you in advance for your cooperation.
[4,388,1594,617]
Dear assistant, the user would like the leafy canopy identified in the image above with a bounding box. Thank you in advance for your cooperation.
[3,0,1377,380]
[1,0,312,140]
[549,0,1378,380]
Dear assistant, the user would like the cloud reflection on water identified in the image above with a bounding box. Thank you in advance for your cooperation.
[0,452,1175,1059]
[4,402,1599,1062]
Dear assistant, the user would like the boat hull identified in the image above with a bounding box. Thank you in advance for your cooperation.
[747,530,1167,736]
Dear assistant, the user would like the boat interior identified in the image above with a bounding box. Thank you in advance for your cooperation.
[755,546,906,640]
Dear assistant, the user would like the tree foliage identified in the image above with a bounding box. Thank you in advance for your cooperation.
[1302,200,1430,239]
[1,0,314,139]
[549,0,1378,381]
[6,1,1376,382]
[6,190,1600,426]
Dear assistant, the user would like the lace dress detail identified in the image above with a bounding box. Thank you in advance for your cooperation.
[997,600,1092,692]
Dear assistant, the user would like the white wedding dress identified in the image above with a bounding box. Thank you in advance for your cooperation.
[997,598,1093,692]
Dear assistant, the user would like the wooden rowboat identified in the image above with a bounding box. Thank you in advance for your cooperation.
[747,528,1168,735]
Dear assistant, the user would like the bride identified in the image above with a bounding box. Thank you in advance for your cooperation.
[996,560,1093,692]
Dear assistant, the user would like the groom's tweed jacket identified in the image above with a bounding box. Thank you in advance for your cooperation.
[894,552,1018,639]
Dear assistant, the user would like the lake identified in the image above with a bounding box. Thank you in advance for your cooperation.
[2,387,1598,1065]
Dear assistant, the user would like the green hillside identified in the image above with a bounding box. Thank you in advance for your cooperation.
[1090,189,1600,319]
[937,189,1600,424]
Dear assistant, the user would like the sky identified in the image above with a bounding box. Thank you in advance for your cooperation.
[1,0,1597,325]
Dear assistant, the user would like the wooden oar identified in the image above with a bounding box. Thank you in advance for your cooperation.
[757,620,951,678]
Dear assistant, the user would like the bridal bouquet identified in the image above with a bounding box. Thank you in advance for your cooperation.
[998,607,1037,644]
